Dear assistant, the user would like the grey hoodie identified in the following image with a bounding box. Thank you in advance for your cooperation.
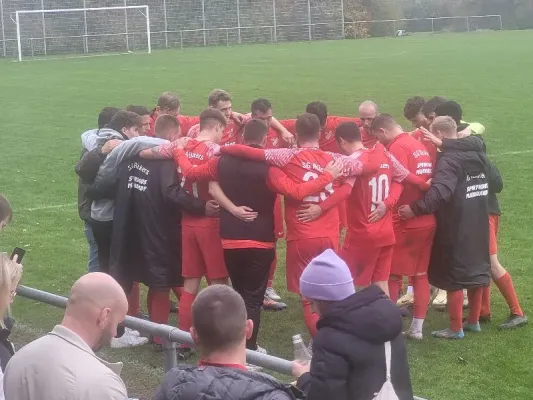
[86,129,167,222]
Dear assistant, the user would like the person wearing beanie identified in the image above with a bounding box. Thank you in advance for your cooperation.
[293,249,413,400]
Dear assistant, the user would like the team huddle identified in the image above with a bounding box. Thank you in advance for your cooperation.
[77,90,527,359]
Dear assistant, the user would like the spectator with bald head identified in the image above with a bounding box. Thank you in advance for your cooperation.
[4,273,129,400]
[358,101,378,148]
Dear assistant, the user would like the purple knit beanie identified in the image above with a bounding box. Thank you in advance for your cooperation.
[300,249,355,301]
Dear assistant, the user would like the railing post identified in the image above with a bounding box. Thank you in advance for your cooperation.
[163,0,168,48]
[163,338,177,372]
[201,0,206,46]
[307,0,312,41]
[272,0,277,43]
[466,16,470,32]
[236,0,241,44]
[180,30,183,50]
[499,14,503,31]
[431,18,434,33]
[0,0,5,57]
[16,11,22,61]
[340,0,345,39]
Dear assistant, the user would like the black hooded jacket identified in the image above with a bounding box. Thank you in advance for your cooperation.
[297,286,413,400]
[412,135,493,291]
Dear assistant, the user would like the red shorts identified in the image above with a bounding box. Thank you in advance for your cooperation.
[341,243,393,286]
[274,195,285,239]
[286,237,338,294]
[489,214,499,255]
[391,225,435,277]
[182,225,228,280]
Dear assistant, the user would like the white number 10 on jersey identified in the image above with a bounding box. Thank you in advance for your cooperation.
[369,174,390,212]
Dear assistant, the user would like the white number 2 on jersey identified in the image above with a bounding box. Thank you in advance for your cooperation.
[302,171,334,203]
[369,174,390,212]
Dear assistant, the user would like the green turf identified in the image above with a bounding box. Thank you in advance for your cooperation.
[1,30,533,400]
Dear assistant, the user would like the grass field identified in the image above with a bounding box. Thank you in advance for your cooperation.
[1,30,533,399]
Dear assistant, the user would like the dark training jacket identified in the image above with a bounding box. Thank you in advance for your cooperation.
[441,135,503,215]
[217,146,277,243]
[297,286,413,400]
[154,365,302,400]
[110,156,205,290]
[412,135,493,291]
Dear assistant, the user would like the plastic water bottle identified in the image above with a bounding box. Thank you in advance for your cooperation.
[292,334,312,364]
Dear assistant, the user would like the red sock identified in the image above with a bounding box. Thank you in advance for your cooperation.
[494,273,524,316]
[148,288,170,345]
[388,275,402,304]
[172,286,183,302]
[448,290,464,332]
[413,274,430,319]
[467,288,483,324]
[302,298,318,337]
[127,282,141,317]
[481,285,491,317]
[268,252,277,288]
[178,292,196,348]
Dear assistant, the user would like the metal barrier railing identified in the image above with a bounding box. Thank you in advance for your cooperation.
[15,285,428,399]
[15,285,292,375]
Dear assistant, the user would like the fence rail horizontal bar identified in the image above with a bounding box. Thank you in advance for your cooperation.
[15,285,293,375]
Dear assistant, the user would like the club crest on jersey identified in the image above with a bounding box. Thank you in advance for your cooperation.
[324,130,334,140]
[227,128,234,137]
[271,137,279,147]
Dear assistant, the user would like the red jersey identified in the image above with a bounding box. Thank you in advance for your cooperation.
[265,126,288,149]
[176,139,220,228]
[147,111,199,138]
[412,129,438,165]
[386,133,435,229]
[281,116,361,153]
[187,120,243,146]
[361,126,377,149]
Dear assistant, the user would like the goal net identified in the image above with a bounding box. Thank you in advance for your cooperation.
[15,6,151,61]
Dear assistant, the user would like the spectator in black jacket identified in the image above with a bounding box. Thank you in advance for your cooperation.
[110,115,210,348]
[154,285,302,400]
[293,249,413,400]
[400,116,494,339]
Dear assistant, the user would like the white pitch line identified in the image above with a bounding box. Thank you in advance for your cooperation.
[489,149,533,157]
[25,203,77,212]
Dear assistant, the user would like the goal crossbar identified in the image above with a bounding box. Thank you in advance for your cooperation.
[14,5,151,61]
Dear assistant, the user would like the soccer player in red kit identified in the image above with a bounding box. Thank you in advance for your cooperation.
[148,92,200,137]
[333,122,407,296]
[358,101,379,148]
[174,108,229,359]
[371,114,435,340]
[281,101,362,231]
[187,89,249,145]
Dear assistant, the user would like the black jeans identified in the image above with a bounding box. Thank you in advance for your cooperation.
[89,219,113,274]
[224,248,275,350]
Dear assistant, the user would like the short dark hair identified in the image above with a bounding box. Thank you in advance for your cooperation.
[106,110,140,133]
[199,108,227,131]
[403,97,426,120]
[192,285,247,355]
[295,113,321,141]
[98,107,120,129]
[251,98,272,115]
[0,194,12,225]
[370,114,398,132]
[157,92,180,111]
[243,119,268,145]
[421,96,447,118]
[155,114,180,140]
[335,122,361,143]
[435,100,463,125]
[126,105,150,117]
[306,101,328,127]
[208,89,231,107]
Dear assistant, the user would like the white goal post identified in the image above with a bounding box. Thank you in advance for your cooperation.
[14,5,151,61]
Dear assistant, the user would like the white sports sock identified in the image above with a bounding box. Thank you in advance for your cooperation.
[411,318,425,333]
[407,286,414,295]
